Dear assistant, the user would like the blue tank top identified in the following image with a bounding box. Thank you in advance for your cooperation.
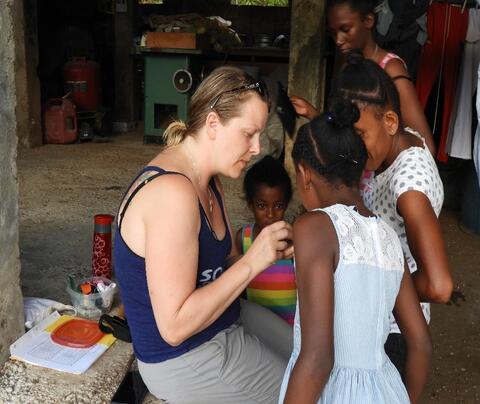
[114,166,239,363]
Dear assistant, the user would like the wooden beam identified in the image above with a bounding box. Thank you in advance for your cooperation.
[113,0,137,131]
[15,0,42,147]
[286,0,326,177]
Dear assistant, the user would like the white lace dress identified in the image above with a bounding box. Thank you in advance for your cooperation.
[278,204,410,404]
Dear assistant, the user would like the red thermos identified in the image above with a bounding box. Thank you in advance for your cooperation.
[92,214,114,278]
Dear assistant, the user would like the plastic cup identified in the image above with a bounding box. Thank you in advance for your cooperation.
[67,276,116,319]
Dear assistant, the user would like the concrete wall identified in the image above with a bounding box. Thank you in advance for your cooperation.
[0,0,25,365]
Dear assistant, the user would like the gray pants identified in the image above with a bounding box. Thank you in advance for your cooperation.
[239,298,293,361]
[138,300,293,404]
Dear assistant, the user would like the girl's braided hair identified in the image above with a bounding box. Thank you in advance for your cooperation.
[292,99,367,187]
[330,50,402,120]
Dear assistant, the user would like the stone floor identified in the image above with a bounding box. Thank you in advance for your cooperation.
[7,128,480,403]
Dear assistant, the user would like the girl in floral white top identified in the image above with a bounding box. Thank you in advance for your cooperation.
[330,52,453,376]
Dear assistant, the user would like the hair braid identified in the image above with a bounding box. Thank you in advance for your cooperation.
[293,125,327,175]
[292,99,367,187]
[329,50,402,121]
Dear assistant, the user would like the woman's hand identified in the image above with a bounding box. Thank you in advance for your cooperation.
[290,96,320,121]
[242,220,293,275]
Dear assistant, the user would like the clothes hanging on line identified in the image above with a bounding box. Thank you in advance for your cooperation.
[474,63,480,190]
[376,0,429,81]
[416,2,468,162]
[446,8,480,160]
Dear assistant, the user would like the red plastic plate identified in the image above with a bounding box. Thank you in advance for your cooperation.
[51,318,105,348]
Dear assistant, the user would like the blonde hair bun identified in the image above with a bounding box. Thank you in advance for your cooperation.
[162,120,188,147]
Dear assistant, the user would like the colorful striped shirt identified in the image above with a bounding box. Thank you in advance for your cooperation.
[242,224,296,325]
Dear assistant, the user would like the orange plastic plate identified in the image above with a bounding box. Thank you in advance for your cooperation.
[50,318,105,348]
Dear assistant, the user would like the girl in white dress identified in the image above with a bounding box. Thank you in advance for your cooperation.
[279,100,431,404]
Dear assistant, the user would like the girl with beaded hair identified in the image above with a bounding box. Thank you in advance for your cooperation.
[279,99,431,404]
[114,65,293,403]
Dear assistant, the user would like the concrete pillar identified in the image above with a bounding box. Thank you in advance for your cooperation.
[286,0,326,175]
[0,1,26,365]
[15,0,42,148]
[113,0,136,132]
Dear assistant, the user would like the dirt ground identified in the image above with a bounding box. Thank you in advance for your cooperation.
[17,129,480,403]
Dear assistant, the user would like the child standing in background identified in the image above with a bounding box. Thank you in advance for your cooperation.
[290,0,436,155]
[235,156,296,325]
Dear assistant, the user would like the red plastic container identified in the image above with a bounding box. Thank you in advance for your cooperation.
[63,57,101,111]
[92,214,114,279]
[44,98,78,144]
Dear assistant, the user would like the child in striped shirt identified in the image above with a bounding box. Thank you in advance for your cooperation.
[235,156,296,325]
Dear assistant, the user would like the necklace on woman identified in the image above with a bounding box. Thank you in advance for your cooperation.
[183,145,214,214]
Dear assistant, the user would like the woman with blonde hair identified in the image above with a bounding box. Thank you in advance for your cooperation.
[114,66,293,403]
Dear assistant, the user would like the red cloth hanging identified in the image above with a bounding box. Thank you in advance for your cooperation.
[416,3,468,162]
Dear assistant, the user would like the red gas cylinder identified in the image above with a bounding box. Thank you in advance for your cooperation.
[63,57,101,111]
[44,98,78,144]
